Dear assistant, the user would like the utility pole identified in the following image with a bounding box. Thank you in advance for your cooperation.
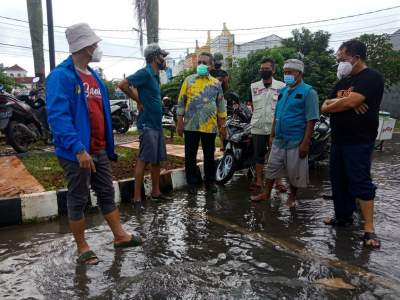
[26,0,45,81]
[46,0,55,70]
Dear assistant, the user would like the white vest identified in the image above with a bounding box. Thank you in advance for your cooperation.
[250,78,285,135]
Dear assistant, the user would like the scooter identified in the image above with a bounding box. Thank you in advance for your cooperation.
[162,108,176,139]
[111,100,133,133]
[309,114,331,167]
[215,113,331,185]
[216,105,254,185]
[0,80,50,153]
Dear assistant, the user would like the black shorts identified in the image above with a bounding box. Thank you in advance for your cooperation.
[252,134,270,164]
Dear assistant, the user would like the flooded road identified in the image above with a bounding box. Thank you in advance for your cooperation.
[1,134,399,299]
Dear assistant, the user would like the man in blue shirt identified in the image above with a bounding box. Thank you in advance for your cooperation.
[251,59,320,207]
[119,44,171,208]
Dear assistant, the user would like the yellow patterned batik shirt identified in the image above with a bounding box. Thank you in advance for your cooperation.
[176,74,227,133]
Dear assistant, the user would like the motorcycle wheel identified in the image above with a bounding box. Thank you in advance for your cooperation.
[215,151,236,185]
[6,121,30,153]
[116,116,130,134]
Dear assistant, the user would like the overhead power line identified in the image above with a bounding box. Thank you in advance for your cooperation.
[158,5,400,31]
[0,41,144,59]
[0,5,399,33]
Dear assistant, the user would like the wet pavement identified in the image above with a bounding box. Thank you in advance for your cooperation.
[0,134,399,299]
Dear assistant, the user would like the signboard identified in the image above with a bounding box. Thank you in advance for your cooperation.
[377,118,396,141]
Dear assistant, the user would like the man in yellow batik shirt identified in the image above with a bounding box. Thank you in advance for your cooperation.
[176,52,227,194]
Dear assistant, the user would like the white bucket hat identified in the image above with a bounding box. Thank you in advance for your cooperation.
[65,23,101,53]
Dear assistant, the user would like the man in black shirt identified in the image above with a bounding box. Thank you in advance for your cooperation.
[321,39,384,249]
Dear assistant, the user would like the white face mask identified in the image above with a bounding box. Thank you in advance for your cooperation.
[337,61,353,80]
[90,46,103,62]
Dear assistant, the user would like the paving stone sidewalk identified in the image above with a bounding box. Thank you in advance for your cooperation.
[0,156,45,197]
[119,141,224,161]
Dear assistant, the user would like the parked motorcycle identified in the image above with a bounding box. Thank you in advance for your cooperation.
[111,100,134,133]
[0,81,50,153]
[216,105,254,185]
[309,114,331,166]
[162,109,176,139]
[216,113,331,185]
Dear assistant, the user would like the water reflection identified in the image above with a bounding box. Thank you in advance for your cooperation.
[0,135,399,298]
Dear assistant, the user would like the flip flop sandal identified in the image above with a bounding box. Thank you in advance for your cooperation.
[77,250,99,265]
[363,232,381,249]
[324,217,353,227]
[114,234,143,248]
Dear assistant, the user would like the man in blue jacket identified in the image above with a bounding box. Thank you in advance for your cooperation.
[46,23,141,265]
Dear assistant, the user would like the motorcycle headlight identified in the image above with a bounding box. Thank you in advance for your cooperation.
[316,122,329,133]
[230,132,244,143]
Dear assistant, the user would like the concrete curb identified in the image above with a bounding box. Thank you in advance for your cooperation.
[0,163,204,227]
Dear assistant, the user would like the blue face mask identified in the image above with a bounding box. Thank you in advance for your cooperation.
[284,74,296,86]
[197,64,209,76]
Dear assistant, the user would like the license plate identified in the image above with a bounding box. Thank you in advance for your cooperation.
[0,110,11,119]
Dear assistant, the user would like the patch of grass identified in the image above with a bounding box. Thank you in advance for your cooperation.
[21,153,66,190]
[395,119,400,130]
[21,146,186,191]
[126,129,139,137]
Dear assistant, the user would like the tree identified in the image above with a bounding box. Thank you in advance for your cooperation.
[282,28,337,101]
[160,68,195,102]
[0,70,17,92]
[229,47,296,101]
[95,67,117,98]
[230,28,337,102]
[26,0,45,82]
[134,0,159,51]
[283,28,330,56]
[358,34,400,87]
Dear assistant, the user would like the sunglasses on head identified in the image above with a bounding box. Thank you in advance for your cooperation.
[197,60,208,65]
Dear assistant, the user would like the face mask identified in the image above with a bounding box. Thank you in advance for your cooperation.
[197,64,209,76]
[260,70,272,80]
[337,61,353,80]
[157,56,166,70]
[214,62,222,69]
[284,74,296,86]
[90,46,103,62]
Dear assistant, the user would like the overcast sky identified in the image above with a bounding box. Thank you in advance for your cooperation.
[1,0,399,79]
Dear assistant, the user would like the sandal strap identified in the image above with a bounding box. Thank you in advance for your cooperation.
[77,250,98,263]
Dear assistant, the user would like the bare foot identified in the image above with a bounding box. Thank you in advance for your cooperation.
[250,192,270,202]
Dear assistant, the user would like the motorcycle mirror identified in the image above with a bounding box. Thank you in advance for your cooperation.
[32,77,40,83]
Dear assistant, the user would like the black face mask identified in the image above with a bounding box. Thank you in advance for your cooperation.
[214,62,222,69]
[157,57,166,70]
[260,70,273,80]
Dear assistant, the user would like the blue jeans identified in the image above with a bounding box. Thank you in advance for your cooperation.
[330,143,376,220]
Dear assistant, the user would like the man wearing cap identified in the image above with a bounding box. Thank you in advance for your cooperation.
[118,44,171,207]
[46,23,142,265]
[251,59,319,207]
